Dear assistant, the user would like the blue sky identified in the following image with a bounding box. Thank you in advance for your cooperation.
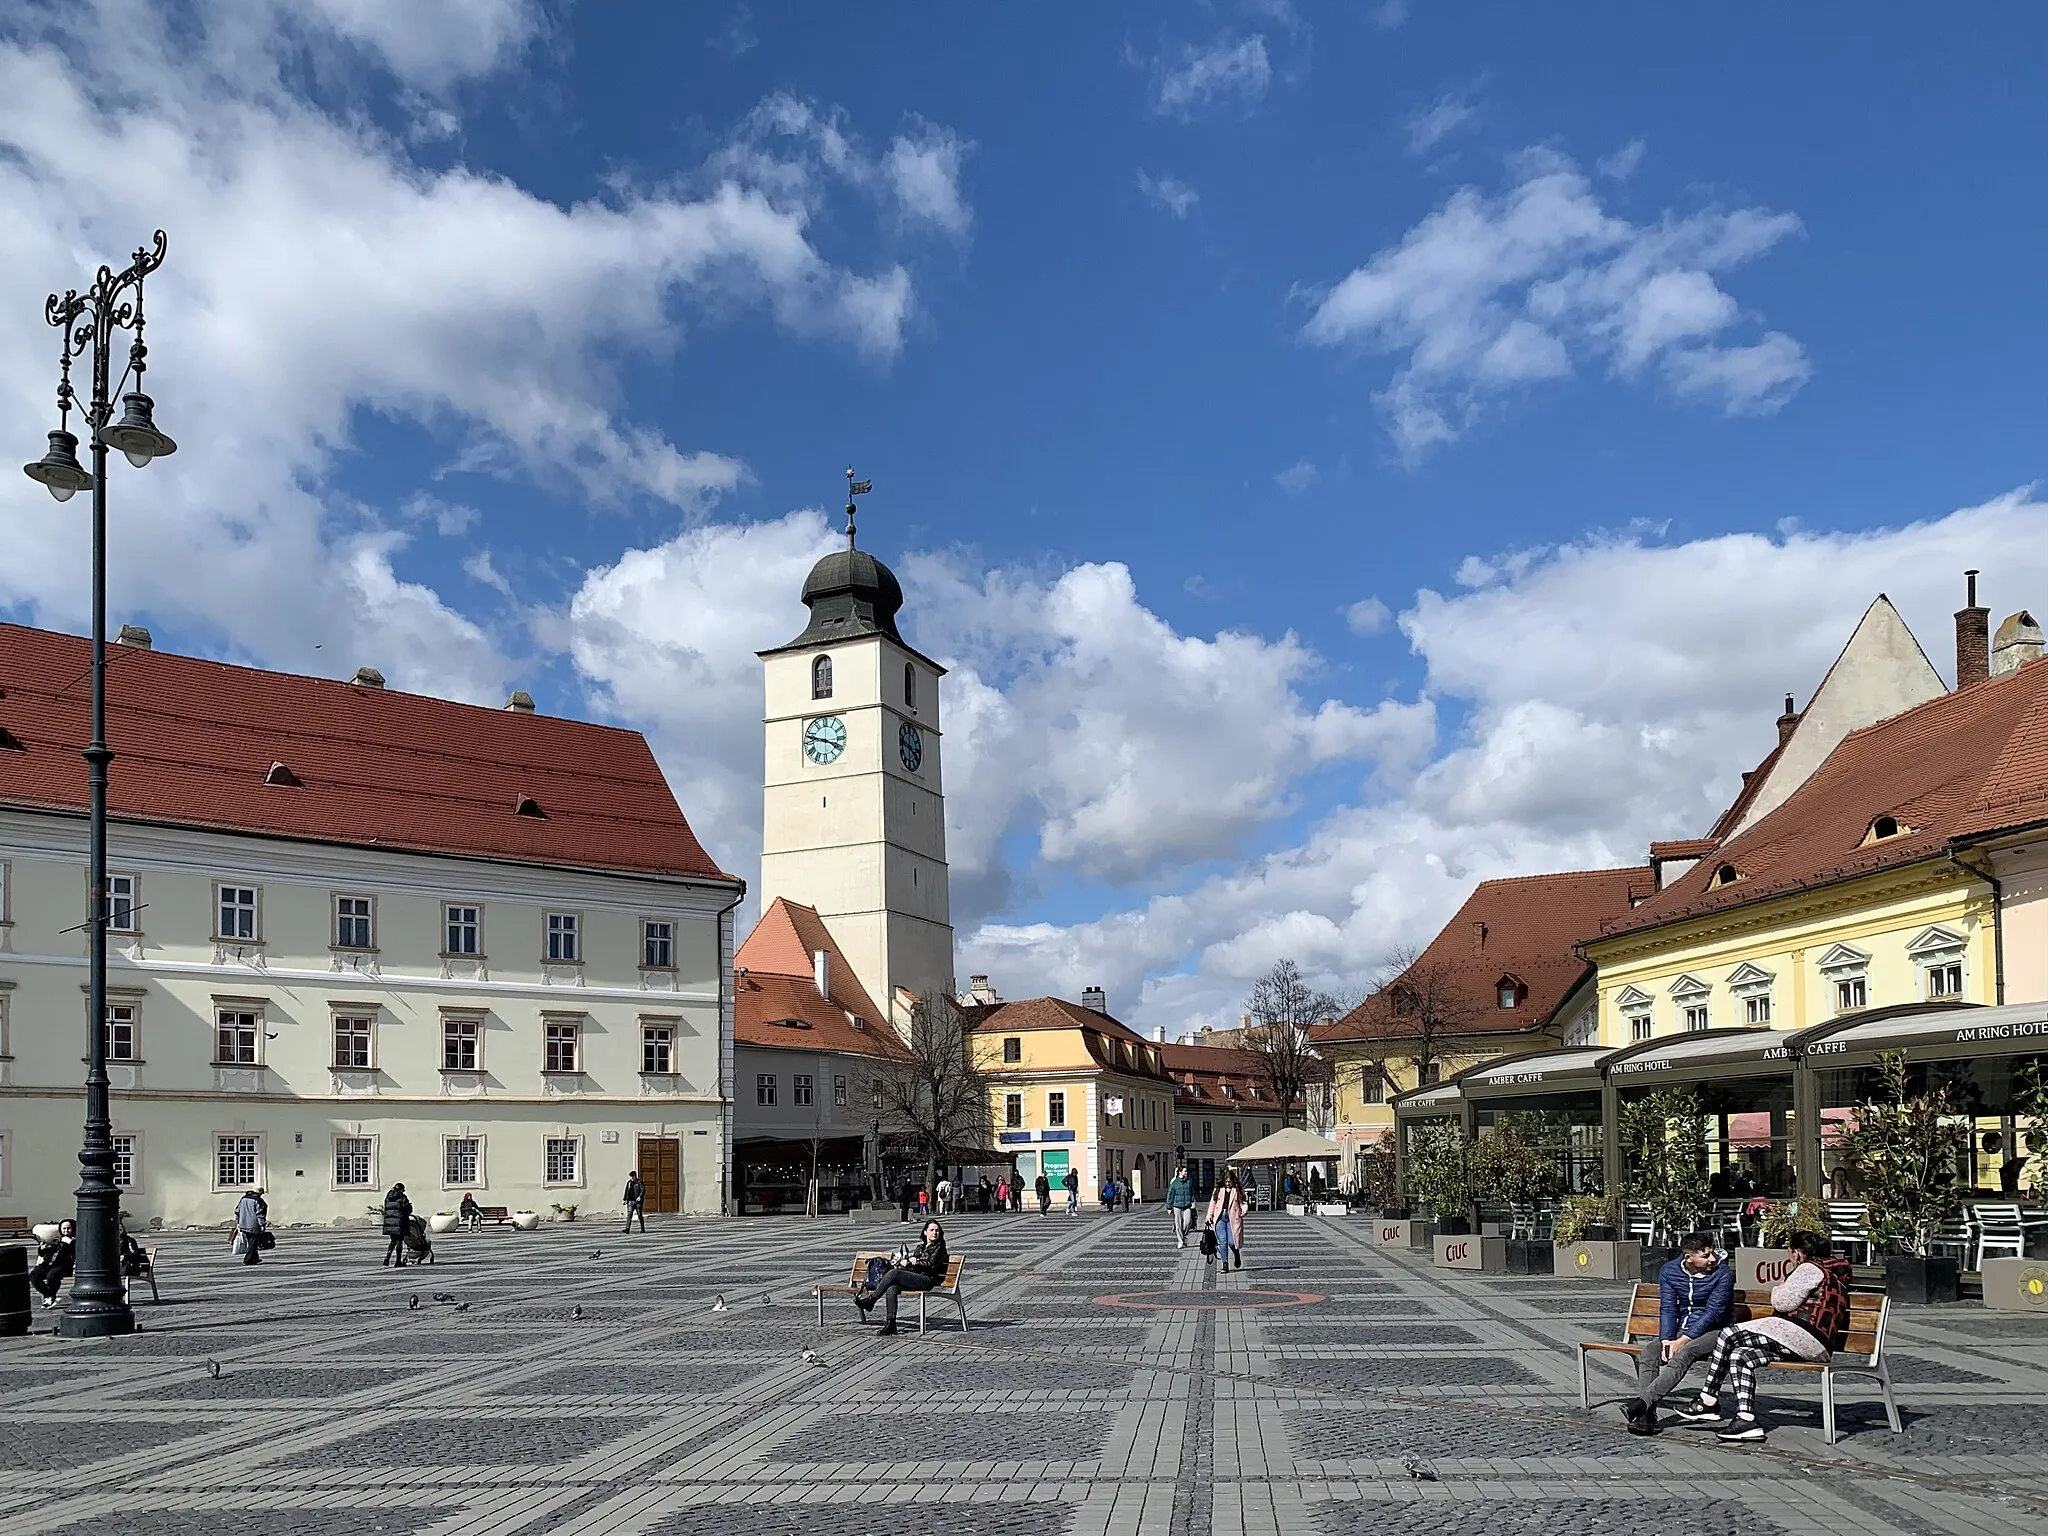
[4,2,2047,1024]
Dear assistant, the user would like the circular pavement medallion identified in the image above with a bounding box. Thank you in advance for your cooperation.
[1093,1288,1326,1311]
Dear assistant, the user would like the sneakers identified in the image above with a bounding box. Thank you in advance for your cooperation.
[1717,1417,1765,1443]
[1623,1401,1660,1436]
[1669,1399,1725,1427]
[40,1297,58,1309]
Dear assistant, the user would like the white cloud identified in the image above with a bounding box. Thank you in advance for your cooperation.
[1275,458,1319,494]
[884,119,973,238]
[959,492,2048,1029]
[1406,93,1476,156]
[1597,138,1646,180]
[1301,151,1807,461]
[0,4,956,692]
[720,94,973,242]
[401,491,481,537]
[1344,596,1391,635]
[1373,0,1410,28]
[1137,171,1200,219]
[462,548,514,597]
[1153,33,1271,118]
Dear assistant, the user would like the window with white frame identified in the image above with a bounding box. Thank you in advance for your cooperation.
[443,1136,482,1186]
[1684,1005,1710,1032]
[1836,976,1868,1012]
[445,904,481,956]
[544,1137,579,1184]
[1361,1067,1386,1105]
[834,1074,848,1107]
[215,1010,260,1065]
[1047,1090,1066,1127]
[543,1019,581,1073]
[641,1022,675,1074]
[1727,964,1775,1027]
[334,1136,373,1187]
[1005,1092,1024,1127]
[1818,943,1871,1016]
[793,1073,813,1106]
[1907,926,1968,1002]
[1630,1013,1654,1042]
[442,1014,482,1071]
[545,912,580,962]
[1926,960,1964,999]
[1201,1120,1213,1144]
[216,883,259,941]
[642,919,674,969]
[334,894,374,949]
[104,1003,138,1062]
[1745,994,1773,1024]
[756,1073,776,1106]
[109,1133,136,1189]
[332,1014,373,1069]
[1670,975,1710,1034]
[214,1134,260,1189]
[107,871,140,933]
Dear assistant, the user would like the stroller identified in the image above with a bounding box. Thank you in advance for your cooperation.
[403,1215,436,1265]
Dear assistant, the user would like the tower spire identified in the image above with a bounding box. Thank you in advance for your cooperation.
[844,466,872,548]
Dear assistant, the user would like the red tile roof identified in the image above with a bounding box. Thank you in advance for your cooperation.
[1161,1040,1288,1108]
[1313,865,1649,1044]
[734,898,897,1055]
[0,623,733,882]
[1601,657,2048,939]
[977,996,1171,1080]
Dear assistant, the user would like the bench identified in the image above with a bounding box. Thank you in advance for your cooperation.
[460,1206,512,1229]
[812,1251,969,1334]
[1576,1282,1899,1444]
[0,1216,27,1238]
[126,1245,160,1304]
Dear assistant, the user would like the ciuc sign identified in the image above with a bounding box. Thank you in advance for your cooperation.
[1734,1248,1793,1287]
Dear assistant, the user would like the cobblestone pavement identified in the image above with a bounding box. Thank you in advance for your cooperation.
[4,1213,2047,1535]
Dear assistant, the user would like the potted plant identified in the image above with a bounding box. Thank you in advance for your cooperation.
[429,1210,460,1234]
[1360,1131,1405,1216]
[1620,1086,1710,1272]
[1470,1117,1556,1274]
[2020,1058,2048,1258]
[1836,1051,1967,1303]
[1405,1120,1471,1234]
[510,1210,541,1231]
[549,1202,579,1223]
[1554,1192,1636,1278]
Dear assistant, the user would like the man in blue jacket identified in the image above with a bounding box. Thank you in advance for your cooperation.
[1627,1231,1733,1435]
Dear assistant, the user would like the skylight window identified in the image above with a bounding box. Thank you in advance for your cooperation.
[515,794,545,818]
[264,761,300,787]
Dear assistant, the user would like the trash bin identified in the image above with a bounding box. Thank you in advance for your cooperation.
[0,1245,29,1337]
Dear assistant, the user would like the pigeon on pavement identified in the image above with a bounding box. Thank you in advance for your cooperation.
[712,1294,727,1312]
[1400,1456,1437,1482]
[454,1302,470,1313]
[433,1292,455,1303]
[407,1295,420,1311]
[572,1305,584,1321]
[205,1360,221,1379]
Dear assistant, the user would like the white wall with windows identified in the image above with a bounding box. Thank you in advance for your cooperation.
[0,808,737,1226]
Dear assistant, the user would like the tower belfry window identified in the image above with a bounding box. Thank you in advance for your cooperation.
[904,662,916,707]
[812,655,833,699]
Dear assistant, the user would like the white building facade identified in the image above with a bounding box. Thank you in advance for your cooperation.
[0,624,742,1228]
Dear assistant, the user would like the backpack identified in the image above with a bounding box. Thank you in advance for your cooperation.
[864,1256,891,1288]
[1792,1257,1854,1348]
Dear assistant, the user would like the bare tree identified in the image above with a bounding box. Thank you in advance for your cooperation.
[1243,959,1342,1130]
[864,989,991,1202]
[1356,944,1474,1099]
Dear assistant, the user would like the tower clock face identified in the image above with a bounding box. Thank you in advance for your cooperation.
[898,720,923,773]
[803,715,847,765]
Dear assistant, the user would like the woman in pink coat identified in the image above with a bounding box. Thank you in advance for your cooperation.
[1205,1170,1248,1271]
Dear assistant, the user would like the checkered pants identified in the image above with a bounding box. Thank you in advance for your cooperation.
[1700,1328,1804,1420]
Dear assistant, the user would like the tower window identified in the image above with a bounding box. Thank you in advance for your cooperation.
[812,655,833,700]
[904,662,916,707]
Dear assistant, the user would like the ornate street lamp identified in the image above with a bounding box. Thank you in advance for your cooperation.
[22,230,175,1339]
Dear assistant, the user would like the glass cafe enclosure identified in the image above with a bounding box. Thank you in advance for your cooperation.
[1459,1047,1613,1207]
[1602,1028,1802,1202]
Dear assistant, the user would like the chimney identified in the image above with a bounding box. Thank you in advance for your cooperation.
[1776,693,1798,746]
[1472,921,1487,951]
[1956,570,1990,689]
[1152,1025,1166,1043]
[114,624,152,650]
[812,948,830,999]
[504,690,536,714]
[968,974,1000,1005]
[1080,985,1107,1014]
[1992,611,2044,676]
[351,666,386,689]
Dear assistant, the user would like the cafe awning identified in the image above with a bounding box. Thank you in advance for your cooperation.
[1457,1044,1615,1102]
[1391,1081,1463,1119]
[1790,999,2027,1067]
[1604,1026,1798,1086]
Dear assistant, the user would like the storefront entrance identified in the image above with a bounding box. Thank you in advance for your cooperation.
[636,1137,681,1214]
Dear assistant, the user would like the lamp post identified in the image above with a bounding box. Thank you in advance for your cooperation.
[23,230,176,1340]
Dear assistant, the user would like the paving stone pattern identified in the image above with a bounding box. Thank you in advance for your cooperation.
[2,1213,2046,1536]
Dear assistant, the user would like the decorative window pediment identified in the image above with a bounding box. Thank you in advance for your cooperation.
[1668,973,1710,1000]
[1816,942,1872,976]
[1613,985,1654,1010]
[1725,962,1776,994]
[1904,925,1967,959]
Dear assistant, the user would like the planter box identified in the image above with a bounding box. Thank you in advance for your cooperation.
[1557,1240,1641,1280]
[1729,1248,1795,1289]
[1285,1203,1309,1216]
[1313,1203,1349,1216]
[1435,1215,1473,1236]
[1884,1254,1961,1305]
[1373,1218,1430,1248]
[1981,1258,2048,1312]
[1640,1244,1680,1276]
[1434,1235,1507,1271]
[848,1202,901,1226]
[509,1211,541,1232]
[1505,1238,1555,1275]
[428,1213,459,1234]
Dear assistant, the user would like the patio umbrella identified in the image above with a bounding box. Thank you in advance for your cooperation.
[1228,1127,1343,1163]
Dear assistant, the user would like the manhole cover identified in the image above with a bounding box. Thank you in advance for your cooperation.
[1093,1289,1325,1311]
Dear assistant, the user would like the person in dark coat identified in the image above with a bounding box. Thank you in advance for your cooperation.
[234,1187,268,1266]
[1626,1233,1734,1435]
[897,1177,914,1223]
[381,1182,414,1267]
[622,1170,647,1233]
[30,1219,76,1307]
[1034,1173,1051,1214]
[855,1220,951,1335]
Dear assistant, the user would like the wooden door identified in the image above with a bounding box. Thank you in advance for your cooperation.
[637,1137,681,1213]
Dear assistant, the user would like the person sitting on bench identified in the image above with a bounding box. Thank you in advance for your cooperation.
[458,1192,483,1233]
[1626,1231,1733,1436]
[30,1220,76,1308]
[1673,1230,1853,1444]
[855,1220,949,1336]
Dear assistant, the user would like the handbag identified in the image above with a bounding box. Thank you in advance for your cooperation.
[256,1229,277,1251]
[863,1256,890,1288]
[1199,1227,1218,1258]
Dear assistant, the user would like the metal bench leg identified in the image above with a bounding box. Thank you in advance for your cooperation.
[955,1289,967,1333]
[1878,1364,1902,1434]
[816,1290,825,1327]
[917,1293,927,1335]
[1577,1348,1589,1411]
[1821,1368,1836,1445]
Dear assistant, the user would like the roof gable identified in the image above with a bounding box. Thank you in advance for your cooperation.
[735,898,890,1028]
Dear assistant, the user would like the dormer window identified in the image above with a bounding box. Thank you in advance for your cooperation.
[514,794,545,818]
[264,761,300,787]
[1714,864,1741,887]
[812,655,833,700]
[1390,984,1418,1017]
[1494,974,1526,1010]
[1862,814,1911,845]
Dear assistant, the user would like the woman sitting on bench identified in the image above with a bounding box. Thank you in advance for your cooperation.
[458,1193,483,1233]
[855,1220,949,1336]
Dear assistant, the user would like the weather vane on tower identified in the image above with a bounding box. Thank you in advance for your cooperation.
[844,466,872,548]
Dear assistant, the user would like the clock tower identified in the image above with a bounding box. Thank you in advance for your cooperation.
[756,482,955,1016]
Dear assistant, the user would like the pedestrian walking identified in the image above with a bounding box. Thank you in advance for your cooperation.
[1034,1173,1051,1214]
[29,1219,76,1307]
[1166,1164,1196,1249]
[1063,1167,1080,1214]
[381,1181,414,1267]
[1205,1169,1247,1271]
[622,1170,647,1233]
[234,1186,269,1266]
[853,1219,951,1337]
[1011,1179,1023,1212]
[995,1176,1010,1212]
[936,1176,953,1214]
[978,1176,993,1212]
[1100,1174,1118,1212]
[897,1177,914,1223]
[1121,1178,1135,1212]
